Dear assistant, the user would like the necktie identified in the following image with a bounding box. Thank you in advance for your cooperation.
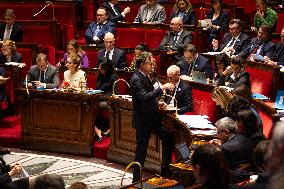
[246,42,261,61]
[173,34,179,44]
[106,51,110,59]
[40,71,45,83]
[3,26,11,40]
[227,38,236,48]
[186,61,194,76]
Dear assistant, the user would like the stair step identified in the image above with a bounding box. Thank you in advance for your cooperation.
[0,115,21,128]
[93,137,110,160]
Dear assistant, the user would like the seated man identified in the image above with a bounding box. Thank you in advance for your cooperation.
[25,53,59,89]
[238,24,275,61]
[0,9,23,42]
[213,117,254,170]
[97,32,127,69]
[176,44,213,81]
[134,0,166,24]
[160,65,192,114]
[101,0,130,23]
[212,19,250,55]
[217,56,251,89]
[159,17,192,61]
[85,7,115,46]
[265,26,284,66]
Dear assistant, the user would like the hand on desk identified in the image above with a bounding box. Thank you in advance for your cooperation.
[209,139,221,147]
[9,162,22,177]
[159,101,167,110]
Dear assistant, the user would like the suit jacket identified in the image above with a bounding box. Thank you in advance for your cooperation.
[170,9,196,25]
[85,21,115,45]
[101,2,125,23]
[25,64,59,89]
[0,52,22,65]
[272,42,284,66]
[218,70,251,88]
[130,70,163,129]
[0,22,23,42]
[97,48,128,69]
[238,37,276,60]
[134,3,166,24]
[177,55,213,80]
[164,80,193,114]
[207,9,229,41]
[96,72,117,96]
[221,133,254,170]
[159,30,192,53]
[218,32,251,55]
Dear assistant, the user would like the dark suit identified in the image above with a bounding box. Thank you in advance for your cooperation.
[134,3,166,24]
[159,30,192,53]
[207,9,229,41]
[170,9,196,25]
[272,42,284,66]
[130,70,173,182]
[221,133,254,170]
[218,70,251,88]
[238,37,276,60]
[0,157,29,189]
[0,52,22,65]
[96,72,117,96]
[164,80,193,114]
[0,23,23,42]
[217,33,251,55]
[101,2,125,23]
[97,48,128,69]
[85,21,115,45]
[177,55,213,80]
[25,64,59,89]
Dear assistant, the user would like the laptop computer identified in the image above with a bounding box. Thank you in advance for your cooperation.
[191,70,207,84]
[175,143,192,164]
[274,90,284,110]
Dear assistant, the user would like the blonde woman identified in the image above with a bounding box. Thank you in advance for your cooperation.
[212,86,234,112]
[170,0,195,25]
[62,53,86,91]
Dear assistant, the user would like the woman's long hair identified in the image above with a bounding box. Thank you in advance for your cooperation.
[174,0,192,13]
[191,144,231,189]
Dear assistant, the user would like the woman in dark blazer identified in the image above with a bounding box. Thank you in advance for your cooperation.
[0,40,22,102]
[94,58,117,142]
[170,0,196,25]
[206,0,229,42]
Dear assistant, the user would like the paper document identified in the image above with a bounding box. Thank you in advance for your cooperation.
[202,52,223,55]
[178,115,215,130]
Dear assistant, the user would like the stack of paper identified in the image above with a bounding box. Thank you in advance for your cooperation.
[177,115,215,130]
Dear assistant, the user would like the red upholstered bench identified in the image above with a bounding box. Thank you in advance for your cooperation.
[244,62,276,100]
[116,28,145,48]
[144,29,167,49]
[185,86,219,123]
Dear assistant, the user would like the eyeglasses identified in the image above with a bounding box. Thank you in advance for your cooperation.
[96,14,105,17]
[217,130,225,135]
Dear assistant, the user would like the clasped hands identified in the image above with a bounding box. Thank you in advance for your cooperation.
[9,162,23,177]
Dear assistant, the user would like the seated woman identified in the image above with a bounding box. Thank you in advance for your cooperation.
[212,86,234,116]
[217,57,251,89]
[0,40,23,102]
[129,44,149,71]
[170,0,196,25]
[191,144,232,189]
[62,53,86,91]
[236,109,266,146]
[251,0,278,32]
[59,39,89,68]
[206,0,229,42]
[214,53,231,84]
[94,58,117,142]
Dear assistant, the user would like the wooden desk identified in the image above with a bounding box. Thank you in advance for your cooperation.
[15,88,100,156]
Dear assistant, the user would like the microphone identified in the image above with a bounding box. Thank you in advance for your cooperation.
[32,1,55,21]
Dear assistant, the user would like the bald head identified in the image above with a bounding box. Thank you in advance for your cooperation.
[104,32,115,51]
[170,17,183,33]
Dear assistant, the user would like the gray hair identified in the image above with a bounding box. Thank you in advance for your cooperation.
[167,65,180,76]
[215,117,237,133]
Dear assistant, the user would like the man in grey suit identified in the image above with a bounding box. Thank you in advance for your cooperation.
[159,17,192,61]
[25,53,59,89]
[97,32,127,69]
[134,0,166,24]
